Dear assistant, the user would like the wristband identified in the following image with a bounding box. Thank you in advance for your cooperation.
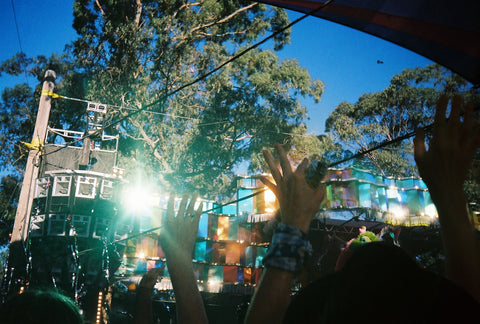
[262,223,313,273]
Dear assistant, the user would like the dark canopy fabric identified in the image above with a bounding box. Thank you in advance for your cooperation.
[257,0,480,85]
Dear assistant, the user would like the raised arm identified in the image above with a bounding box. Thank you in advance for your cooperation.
[134,267,163,324]
[160,192,208,324]
[414,95,480,302]
[245,143,325,324]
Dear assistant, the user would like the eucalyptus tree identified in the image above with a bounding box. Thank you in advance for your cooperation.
[0,53,85,176]
[325,64,477,177]
[70,0,324,197]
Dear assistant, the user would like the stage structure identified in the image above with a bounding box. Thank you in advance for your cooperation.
[2,98,129,324]
[189,170,440,289]
[112,170,442,321]
[320,168,438,227]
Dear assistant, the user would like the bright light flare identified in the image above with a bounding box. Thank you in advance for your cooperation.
[390,206,406,219]
[264,188,276,203]
[425,204,438,218]
[264,187,277,214]
[122,185,152,213]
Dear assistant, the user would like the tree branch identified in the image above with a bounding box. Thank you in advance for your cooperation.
[95,0,105,16]
[135,0,142,28]
[189,3,257,34]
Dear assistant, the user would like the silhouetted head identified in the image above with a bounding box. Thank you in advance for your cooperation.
[0,289,83,324]
[284,242,480,323]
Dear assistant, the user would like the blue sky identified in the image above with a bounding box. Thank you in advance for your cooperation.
[1,0,433,135]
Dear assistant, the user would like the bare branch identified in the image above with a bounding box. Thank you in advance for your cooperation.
[135,0,142,28]
[189,3,257,34]
[95,0,105,16]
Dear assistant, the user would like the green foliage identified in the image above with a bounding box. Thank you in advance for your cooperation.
[0,176,18,244]
[0,53,86,175]
[325,64,477,177]
[67,0,323,198]
[0,176,19,219]
[0,1,324,200]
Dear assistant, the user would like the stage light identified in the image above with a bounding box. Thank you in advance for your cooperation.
[264,187,277,214]
[425,204,438,218]
[122,185,152,213]
[207,280,222,293]
[390,206,406,219]
[112,166,124,178]
[264,188,276,203]
[96,291,104,324]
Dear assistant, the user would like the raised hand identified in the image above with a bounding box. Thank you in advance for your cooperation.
[414,95,480,201]
[158,191,208,324]
[160,192,203,262]
[414,95,480,303]
[261,143,325,233]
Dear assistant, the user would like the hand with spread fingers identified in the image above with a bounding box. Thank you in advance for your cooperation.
[245,144,326,324]
[262,143,326,234]
[414,95,480,303]
[158,192,208,324]
[160,192,203,263]
[414,95,480,201]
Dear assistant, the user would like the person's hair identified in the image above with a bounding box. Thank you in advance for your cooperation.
[284,242,480,323]
[0,289,83,324]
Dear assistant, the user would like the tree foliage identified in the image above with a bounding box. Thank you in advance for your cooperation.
[0,53,87,176]
[325,64,478,177]
[0,176,19,240]
[68,0,323,197]
[0,1,324,200]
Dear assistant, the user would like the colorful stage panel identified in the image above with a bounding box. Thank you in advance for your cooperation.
[136,236,161,258]
[194,240,212,262]
[352,168,381,184]
[405,189,421,215]
[222,266,244,283]
[397,178,411,189]
[383,177,395,187]
[326,182,358,208]
[255,246,267,268]
[221,203,236,216]
[217,216,229,241]
[194,262,208,281]
[228,217,239,240]
[130,258,164,275]
[208,213,218,239]
[375,187,388,211]
[199,265,262,284]
[198,213,209,238]
[224,242,244,264]
[238,224,251,242]
[358,183,371,208]
[208,265,223,282]
[324,169,352,181]
[207,214,239,240]
[243,267,252,284]
[238,188,254,214]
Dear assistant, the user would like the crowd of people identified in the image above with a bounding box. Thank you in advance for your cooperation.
[1,95,479,323]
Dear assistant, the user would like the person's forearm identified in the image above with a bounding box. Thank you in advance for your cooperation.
[432,191,480,302]
[134,288,154,324]
[166,257,208,324]
[244,268,294,324]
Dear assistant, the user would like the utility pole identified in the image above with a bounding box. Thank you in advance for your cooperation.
[10,70,56,244]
